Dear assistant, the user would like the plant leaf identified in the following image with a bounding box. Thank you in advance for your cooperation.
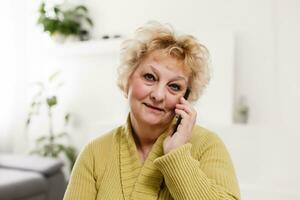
[85,17,93,26]
[64,113,70,125]
[54,6,60,15]
[26,118,31,127]
[36,136,47,143]
[56,132,67,138]
[47,96,57,107]
[64,146,77,171]
[38,2,46,15]
[49,71,61,82]
[75,5,88,13]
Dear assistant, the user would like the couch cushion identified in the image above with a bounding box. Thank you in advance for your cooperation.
[0,168,47,200]
[0,154,64,176]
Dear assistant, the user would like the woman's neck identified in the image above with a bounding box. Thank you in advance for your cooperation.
[129,114,168,149]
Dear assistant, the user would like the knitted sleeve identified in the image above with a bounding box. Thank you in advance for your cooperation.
[153,134,240,200]
[63,142,97,200]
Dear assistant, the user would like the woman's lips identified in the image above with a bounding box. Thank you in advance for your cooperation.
[143,103,165,112]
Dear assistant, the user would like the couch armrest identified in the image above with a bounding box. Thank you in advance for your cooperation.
[0,154,64,176]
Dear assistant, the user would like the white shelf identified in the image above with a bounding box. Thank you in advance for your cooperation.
[43,39,123,56]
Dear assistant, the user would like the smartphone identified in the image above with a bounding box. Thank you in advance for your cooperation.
[171,88,190,136]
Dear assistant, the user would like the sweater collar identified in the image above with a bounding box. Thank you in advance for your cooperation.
[120,113,175,200]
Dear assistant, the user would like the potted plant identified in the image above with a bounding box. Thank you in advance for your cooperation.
[26,71,77,172]
[37,1,94,42]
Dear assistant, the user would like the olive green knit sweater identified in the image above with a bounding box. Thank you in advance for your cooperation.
[64,118,240,200]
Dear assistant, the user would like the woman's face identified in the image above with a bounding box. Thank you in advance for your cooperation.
[127,50,189,128]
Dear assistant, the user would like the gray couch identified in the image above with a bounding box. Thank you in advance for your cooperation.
[0,154,66,200]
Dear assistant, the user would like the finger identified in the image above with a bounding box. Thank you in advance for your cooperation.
[175,108,197,127]
[179,97,194,110]
[180,96,190,104]
[175,109,189,119]
[175,104,193,114]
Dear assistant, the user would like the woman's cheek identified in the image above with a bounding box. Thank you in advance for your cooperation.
[131,81,150,99]
[166,95,180,111]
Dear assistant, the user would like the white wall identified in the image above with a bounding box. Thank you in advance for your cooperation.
[269,0,300,190]
[276,0,300,126]
[0,0,28,152]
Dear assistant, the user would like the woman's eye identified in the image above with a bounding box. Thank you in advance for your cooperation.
[169,84,181,91]
[144,73,156,81]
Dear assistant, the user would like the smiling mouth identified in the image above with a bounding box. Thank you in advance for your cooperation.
[143,103,165,112]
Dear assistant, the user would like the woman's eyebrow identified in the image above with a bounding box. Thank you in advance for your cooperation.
[172,77,187,83]
[149,65,187,83]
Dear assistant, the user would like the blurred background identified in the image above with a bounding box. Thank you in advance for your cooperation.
[0,0,299,199]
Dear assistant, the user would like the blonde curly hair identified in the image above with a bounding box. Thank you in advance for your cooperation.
[117,21,210,102]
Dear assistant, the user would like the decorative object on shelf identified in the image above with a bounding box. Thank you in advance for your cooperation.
[101,34,122,40]
[37,1,93,43]
[26,71,77,172]
[234,96,249,124]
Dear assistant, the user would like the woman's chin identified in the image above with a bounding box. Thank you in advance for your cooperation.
[140,113,172,127]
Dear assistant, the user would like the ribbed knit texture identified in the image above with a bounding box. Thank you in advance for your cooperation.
[63,116,240,200]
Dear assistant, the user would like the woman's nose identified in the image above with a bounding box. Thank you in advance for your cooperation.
[150,85,165,102]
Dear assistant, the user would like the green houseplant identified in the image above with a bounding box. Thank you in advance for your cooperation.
[26,71,77,171]
[38,1,93,42]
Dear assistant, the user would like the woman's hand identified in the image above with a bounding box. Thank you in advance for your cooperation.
[163,97,197,154]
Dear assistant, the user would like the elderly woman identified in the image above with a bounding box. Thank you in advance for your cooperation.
[64,22,240,200]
